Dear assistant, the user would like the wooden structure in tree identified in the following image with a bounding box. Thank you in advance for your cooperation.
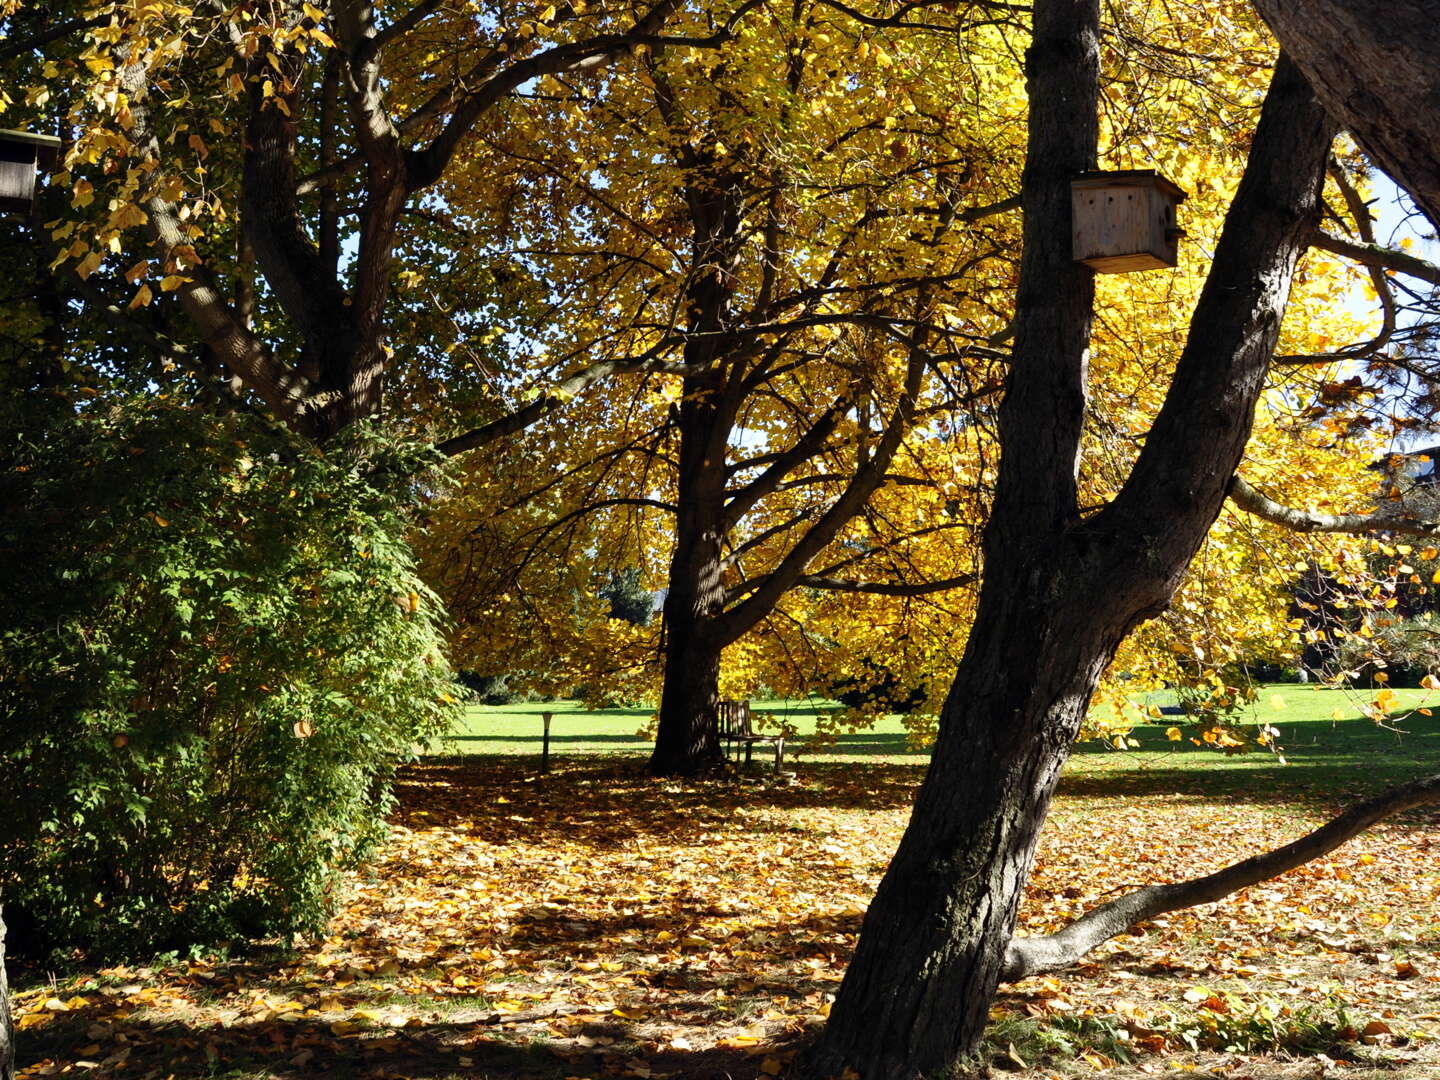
[1071,169,1186,272]
[0,129,60,217]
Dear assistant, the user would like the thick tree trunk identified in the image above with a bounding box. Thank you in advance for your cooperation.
[1251,0,1440,233]
[803,1,1333,1070]
[1,906,13,1080]
[650,605,725,775]
[649,366,735,776]
[806,587,1136,1078]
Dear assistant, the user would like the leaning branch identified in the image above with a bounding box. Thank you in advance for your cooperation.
[1310,228,1440,287]
[1002,772,1440,982]
[1229,475,1440,537]
[436,353,695,456]
[0,14,106,60]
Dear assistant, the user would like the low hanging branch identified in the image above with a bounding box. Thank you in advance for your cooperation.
[1001,771,1440,982]
[1228,475,1440,537]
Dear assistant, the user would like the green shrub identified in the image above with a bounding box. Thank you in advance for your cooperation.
[0,400,459,958]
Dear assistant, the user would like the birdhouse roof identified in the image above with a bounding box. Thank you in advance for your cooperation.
[1072,169,1187,203]
[0,128,61,170]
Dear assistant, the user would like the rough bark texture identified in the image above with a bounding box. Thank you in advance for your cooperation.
[1252,0,1440,232]
[802,6,1334,1072]
[649,368,734,776]
[1,906,12,1080]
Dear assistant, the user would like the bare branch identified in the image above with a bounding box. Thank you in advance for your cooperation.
[1229,475,1440,537]
[437,352,697,456]
[0,14,106,60]
[1310,228,1440,287]
[798,573,977,596]
[1002,772,1440,982]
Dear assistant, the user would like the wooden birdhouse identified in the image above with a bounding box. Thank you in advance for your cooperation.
[1071,169,1187,273]
[0,129,61,216]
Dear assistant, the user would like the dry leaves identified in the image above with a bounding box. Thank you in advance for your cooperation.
[12,757,1440,1079]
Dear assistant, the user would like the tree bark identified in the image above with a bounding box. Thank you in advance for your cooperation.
[1,905,13,1080]
[1251,0,1440,233]
[649,366,734,776]
[803,3,1333,1071]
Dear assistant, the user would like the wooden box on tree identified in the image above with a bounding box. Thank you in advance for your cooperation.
[0,129,60,216]
[1071,169,1186,272]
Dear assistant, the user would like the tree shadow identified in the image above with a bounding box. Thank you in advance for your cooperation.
[393,758,924,848]
[14,1004,799,1079]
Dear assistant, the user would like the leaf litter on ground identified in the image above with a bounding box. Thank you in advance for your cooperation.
[11,754,1440,1079]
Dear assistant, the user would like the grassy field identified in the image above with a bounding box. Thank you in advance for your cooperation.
[445,684,1440,790]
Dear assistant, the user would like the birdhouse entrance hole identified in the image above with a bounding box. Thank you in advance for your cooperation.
[1071,169,1187,273]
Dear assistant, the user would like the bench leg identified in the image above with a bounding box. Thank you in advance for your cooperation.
[775,738,784,769]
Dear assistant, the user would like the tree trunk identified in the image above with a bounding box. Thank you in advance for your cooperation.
[1251,0,1440,233]
[649,366,735,776]
[650,602,725,775]
[803,0,1334,1068]
[1,905,14,1080]
[806,578,1138,1077]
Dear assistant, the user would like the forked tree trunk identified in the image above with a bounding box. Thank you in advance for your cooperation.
[802,0,1334,1072]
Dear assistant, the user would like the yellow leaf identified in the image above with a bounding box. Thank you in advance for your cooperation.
[293,720,314,738]
[1269,694,1287,710]
[160,274,187,292]
[1421,673,1439,690]
[128,283,154,308]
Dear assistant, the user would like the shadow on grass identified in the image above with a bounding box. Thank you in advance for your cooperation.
[392,758,924,848]
[15,1003,803,1080]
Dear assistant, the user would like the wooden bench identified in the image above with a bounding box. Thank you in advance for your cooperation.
[717,699,785,768]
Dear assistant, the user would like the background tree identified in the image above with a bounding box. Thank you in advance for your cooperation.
[0,0,735,443]
[426,0,1017,773]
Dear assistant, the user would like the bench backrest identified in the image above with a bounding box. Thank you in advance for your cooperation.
[717,699,752,737]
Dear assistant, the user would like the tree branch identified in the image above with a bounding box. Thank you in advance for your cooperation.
[1310,228,1440,287]
[436,352,697,456]
[1002,772,1440,982]
[722,399,849,526]
[1229,475,1440,537]
[798,573,977,596]
[407,0,693,189]
[0,14,106,60]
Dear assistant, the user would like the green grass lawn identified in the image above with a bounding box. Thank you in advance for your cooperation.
[441,684,1440,797]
